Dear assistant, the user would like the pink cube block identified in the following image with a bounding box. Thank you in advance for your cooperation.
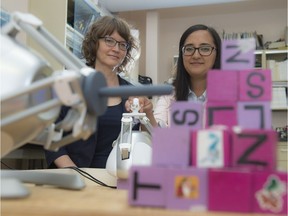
[205,101,237,128]
[165,167,208,211]
[221,38,256,70]
[239,69,272,101]
[232,129,277,171]
[252,171,287,215]
[152,127,191,167]
[207,69,238,102]
[170,101,204,129]
[191,128,231,168]
[128,166,166,207]
[238,101,272,129]
[208,168,253,213]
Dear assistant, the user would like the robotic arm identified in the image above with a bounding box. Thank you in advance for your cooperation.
[1,12,172,158]
[106,98,153,179]
[1,12,103,157]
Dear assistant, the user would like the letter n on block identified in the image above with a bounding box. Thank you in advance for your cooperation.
[239,69,272,101]
[208,168,253,213]
[238,101,272,129]
[152,127,191,167]
[207,69,238,102]
[165,167,208,210]
[221,38,255,70]
[170,101,203,129]
[206,101,237,128]
[191,129,231,168]
[232,129,277,171]
[128,166,166,207]
[252,171,287,215]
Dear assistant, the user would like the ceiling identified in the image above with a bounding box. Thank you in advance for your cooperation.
[97,0,250,12]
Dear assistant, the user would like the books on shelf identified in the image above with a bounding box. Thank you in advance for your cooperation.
[272,87,288,109]
[266,41,286,49]
[266,59,287,81]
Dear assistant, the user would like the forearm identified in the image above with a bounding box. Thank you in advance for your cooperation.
[146,111,158,127]
[54,155,77,168]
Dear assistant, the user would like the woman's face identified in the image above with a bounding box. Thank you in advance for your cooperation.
[182,30,217,79]
[96,31,128,71]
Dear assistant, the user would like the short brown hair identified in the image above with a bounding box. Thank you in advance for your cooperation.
[81,16,138,72]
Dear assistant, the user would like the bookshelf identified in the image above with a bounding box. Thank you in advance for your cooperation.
[277,141,288,171]
[254,49,288,111]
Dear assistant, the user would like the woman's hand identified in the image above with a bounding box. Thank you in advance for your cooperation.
[125,97,158,127]
[125,96,153,115]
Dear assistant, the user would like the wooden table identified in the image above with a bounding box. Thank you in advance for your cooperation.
[0,168,275,216]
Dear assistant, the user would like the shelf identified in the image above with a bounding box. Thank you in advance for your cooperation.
[255,49,288,55]
[273,81,288,87]
[66,0,110,58]
[66,24,84,57]
[271,107,288,111]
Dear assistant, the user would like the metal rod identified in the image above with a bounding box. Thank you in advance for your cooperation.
[1,99,61,127]
[99,85,173,97]
[18,22,83,71]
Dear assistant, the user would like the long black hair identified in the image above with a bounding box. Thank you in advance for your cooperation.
[173,24,222,101]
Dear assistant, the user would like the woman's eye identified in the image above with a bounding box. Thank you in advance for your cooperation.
[186,47,194,52]
[120,43,126,48]
[106,38,114,44]
[200,47,211,52]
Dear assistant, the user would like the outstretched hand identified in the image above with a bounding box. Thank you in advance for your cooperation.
[125,97,158,127]
[125,96,153,115]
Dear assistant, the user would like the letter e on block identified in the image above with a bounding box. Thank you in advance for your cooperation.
[221,38,256,70]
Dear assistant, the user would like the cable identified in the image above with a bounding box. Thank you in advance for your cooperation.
[66,166,117,189]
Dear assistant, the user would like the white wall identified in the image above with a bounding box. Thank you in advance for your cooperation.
[2,0,29,43]
[119,0,287,84]
[2,0,287,84]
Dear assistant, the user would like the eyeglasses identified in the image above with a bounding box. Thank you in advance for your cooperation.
[182,45,215,56]
[100,36,130,51]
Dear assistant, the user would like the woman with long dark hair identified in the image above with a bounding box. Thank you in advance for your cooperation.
[126,24,221,127]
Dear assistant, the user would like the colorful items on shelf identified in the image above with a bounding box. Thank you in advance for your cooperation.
[125,38,287,214]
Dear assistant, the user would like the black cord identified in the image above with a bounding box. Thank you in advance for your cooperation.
[66,166,117,189]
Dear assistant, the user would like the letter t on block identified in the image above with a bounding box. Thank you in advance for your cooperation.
[128,166,166,207]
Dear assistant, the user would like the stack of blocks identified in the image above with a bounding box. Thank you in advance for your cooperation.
[125,38,287,214]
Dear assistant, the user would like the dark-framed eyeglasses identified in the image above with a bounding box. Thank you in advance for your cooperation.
[182,45,216,56]
[100,36,130,51]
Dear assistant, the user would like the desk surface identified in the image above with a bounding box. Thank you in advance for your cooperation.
[1,168,274,216]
